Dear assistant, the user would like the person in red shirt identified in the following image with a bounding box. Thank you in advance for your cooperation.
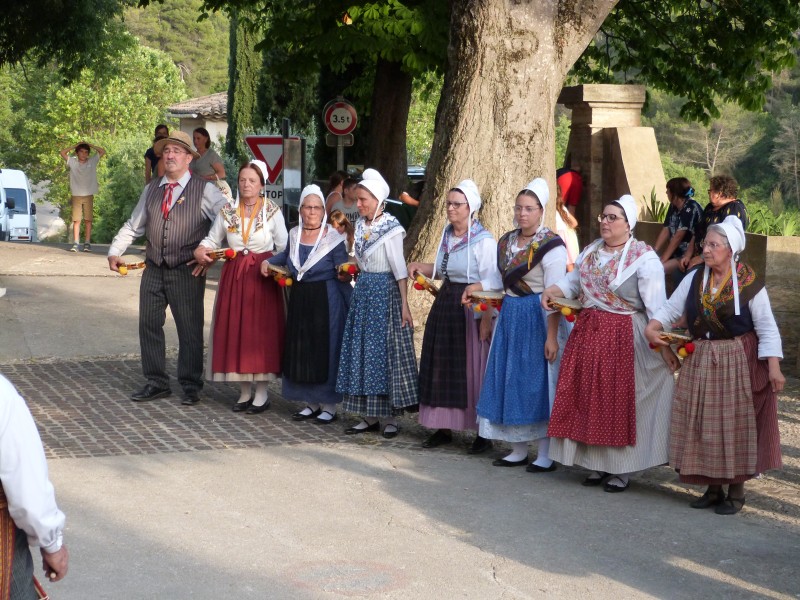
[556,159,583,217]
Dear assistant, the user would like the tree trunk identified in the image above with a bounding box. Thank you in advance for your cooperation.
[366,59,413,197]
[405,0,617,273]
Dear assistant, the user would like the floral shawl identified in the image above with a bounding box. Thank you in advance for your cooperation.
[354,213,404,261]
[221,199,280,234]
[578,238,653,313]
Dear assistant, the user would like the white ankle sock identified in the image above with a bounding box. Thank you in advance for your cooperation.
[532,438,553,468]
[503,442,529,462]
[317,404,337,421]
[252,382,269,407]
[298,404,320,416]
[237,382,252,404]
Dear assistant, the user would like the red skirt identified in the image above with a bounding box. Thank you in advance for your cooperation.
[548,308,637,446]
[211,251,284,376]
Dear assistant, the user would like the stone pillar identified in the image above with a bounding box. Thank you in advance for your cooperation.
[558,84,668,246]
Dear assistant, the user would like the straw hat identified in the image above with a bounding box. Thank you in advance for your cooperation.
[154,131,200,159]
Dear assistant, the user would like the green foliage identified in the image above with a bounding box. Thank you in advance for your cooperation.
[124,0,230,96]
[225,9,261,164]
[0,37,186,241]
[554,114,572,169]
[0,0,133,78]
[406,72,441,166]
[577,0,800,124]
[642,187,669,222]
[747,201,800,236]
[769,104,800,208]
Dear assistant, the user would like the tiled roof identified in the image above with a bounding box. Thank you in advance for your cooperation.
[167,92,227,119]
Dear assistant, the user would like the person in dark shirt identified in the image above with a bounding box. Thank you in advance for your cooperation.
[144,124,169,183]
[653,177,703,275]
[680,175,749,272]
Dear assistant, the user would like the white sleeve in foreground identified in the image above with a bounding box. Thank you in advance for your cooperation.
[0,376,65,552]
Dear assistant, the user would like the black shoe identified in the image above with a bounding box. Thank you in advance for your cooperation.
[344,420,380,435]
[422,429,452,448]
[715,496,746,515]
[603,476,629,493]
[315,411,338,424]
[690,488,725,509]
[246,400,270,414]
[131,384,171,402]
[382,424,399,439]
[581,471,610,487]
[526,462,557,473]
[181,390,200,406]
[292,407,322,421]
[492,457,529,467]
[467,436,492,455]
[232,399,252,412]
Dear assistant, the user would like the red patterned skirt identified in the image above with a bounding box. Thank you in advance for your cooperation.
[670,331,782,484]
[211,251,285,377]
[548,308,637,446]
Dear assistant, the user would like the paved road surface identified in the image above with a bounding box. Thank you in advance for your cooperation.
[1,241,798,599]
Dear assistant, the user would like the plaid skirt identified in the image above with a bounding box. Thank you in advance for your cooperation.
[337,272,419,417]
[418,280,468,409]
[670,331,782,484]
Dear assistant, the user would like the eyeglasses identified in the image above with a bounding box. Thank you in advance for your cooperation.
[301,205,324,211]
[514,205,541,214]
[446,201,468,209]
[162,148,188,156]
[597,213,624,223]
[700,241,727,251]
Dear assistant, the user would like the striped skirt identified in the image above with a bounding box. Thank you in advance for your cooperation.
[336,272,419,417]
[670,331,782,484]
[549,310,674,473]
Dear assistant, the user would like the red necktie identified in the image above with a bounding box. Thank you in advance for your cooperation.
[161,182,178,220]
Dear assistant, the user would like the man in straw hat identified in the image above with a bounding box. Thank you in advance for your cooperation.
[108,131,228,406]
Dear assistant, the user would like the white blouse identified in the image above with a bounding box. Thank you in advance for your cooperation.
[435,236,502,291]
[652,269,783,359]
[200,210,288,254]
[357,232,408,280]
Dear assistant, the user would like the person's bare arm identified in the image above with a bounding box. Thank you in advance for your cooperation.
[59,145,75,163]
[660,230,687,264]
[653,227,670,254]
[41,545,69,582]
[89,144,106,158]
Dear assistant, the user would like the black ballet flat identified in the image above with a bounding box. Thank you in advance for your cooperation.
[232,399,252,413]
[344,420,380,435]
[292,407,322,421]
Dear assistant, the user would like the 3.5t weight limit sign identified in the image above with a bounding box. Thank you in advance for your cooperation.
[323,100,358,136]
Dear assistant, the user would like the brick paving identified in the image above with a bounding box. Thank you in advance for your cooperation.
[1,356,437,460]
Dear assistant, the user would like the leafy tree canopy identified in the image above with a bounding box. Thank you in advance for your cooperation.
[577,0,800,123]
[0,0,135,78]
[124,0,230,96]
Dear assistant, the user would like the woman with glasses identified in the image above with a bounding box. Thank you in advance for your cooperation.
[336,169,419,438]
[407,180,502,453]
[645,216,783,515]
[265,185,352,423]
[476,179,571,469]
[194,161,288,413]
[542,196,677,492]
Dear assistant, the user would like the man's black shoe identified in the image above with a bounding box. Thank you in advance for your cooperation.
[181,390,200,406]
[131,384,172,402]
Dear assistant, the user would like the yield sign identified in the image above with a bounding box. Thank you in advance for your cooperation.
[244,135,295,184]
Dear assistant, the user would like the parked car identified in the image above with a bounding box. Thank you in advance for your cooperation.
[0,169,36,242]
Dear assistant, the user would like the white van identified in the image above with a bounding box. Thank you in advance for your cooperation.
[0,169,36,242]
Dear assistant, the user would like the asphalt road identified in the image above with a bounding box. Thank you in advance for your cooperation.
[1,241,798,600]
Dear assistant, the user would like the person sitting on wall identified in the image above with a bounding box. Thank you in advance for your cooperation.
[653,177,703,279]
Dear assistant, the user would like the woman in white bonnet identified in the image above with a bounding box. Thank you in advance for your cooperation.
[646,215,784,515]
[542,195,676,492]
[335,168,419,437]
[265,184,352,424]
[194,161,288,414]
[475,178,570,469]
[408,180,502,453]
